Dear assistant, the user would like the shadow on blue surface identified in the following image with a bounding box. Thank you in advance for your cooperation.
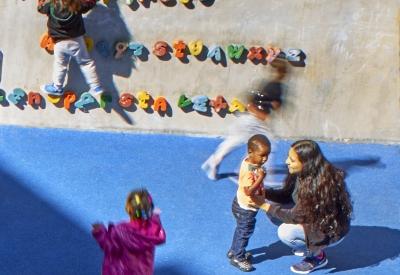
[0,168,102,275]
[247,225,400,273]
[326,225,400,273]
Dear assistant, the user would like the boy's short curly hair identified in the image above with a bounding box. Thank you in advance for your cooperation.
[248,134,271,152]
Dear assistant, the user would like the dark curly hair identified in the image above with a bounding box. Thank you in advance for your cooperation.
[248,134,271,152]
[284,140,353,235]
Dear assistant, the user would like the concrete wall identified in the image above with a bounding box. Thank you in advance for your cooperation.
[0,0,399,143]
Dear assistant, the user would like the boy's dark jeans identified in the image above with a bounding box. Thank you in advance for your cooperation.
[230,197,258,261]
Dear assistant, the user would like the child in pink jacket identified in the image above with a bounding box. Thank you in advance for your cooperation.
[92,189,166,275]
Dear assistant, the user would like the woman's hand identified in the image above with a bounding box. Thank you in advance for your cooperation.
[250,189,265,208]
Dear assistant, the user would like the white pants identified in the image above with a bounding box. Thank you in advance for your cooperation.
[53,36,101,91]
[205,112,277,173]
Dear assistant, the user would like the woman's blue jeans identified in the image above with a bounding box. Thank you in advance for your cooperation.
[230,197,258,261]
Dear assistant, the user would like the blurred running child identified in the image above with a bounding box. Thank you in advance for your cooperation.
[92,189,166,275]
[201,58,288,181]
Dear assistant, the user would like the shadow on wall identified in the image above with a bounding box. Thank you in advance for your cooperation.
[65,0,135,125]
[0,168,102,275]
[248,226,400,273]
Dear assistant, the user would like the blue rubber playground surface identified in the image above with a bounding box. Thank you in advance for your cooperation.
[0,125,399,275]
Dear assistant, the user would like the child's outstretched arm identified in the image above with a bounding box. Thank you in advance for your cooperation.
[82,0,98,14]
[92,223,123,256]
[37,0,50,14]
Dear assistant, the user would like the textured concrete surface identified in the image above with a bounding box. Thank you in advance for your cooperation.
[0,0,399,143]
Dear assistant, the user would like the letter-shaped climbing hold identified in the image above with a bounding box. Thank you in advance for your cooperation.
[63,92,76,109]
[178,94,192,108]
[180,0,189,3]
[84,37,94,52]
[118,93,134,108]
[210,95,227,112]
[137,91,150,108]
[28,92,41,105]
[192,95,208,112]
[74,92,94,109]
[96,40,110,58]
[207,45,221,61]
[153,41,168,57]
[100,94,112,108]
[286,48,302,62]
[8,88,25,104]
[115,42,128,59]
[229,98,246,113]
[153,96,167,112]
[172,40,186,58]
[188,41,203,56]
[266,46,281,63]
[227,44,245,59]
[48,95,61,104]
[128,42,144,56]
[247,46,263,60]
[40,33,55,51]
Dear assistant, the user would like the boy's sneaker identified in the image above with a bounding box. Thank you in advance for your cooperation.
[92,87,104,96]
[227,250,252,260]
[40,84,64,96]
[230,258,254,272]
[201,161,218,180]
[292,249,306,257]
[290,252,328,274]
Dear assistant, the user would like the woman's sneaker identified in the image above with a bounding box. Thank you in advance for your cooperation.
[230,258,254,272]
[226,250,252,260]
[292,249,306,256]
[40,84,64,96]
[290,252,328,274]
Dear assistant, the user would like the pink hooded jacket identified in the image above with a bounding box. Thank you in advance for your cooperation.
[92,214,166,275]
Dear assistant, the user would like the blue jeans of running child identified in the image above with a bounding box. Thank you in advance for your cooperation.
[230,197,258,261]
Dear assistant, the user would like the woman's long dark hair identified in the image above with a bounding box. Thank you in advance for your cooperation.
[284,140,353,235]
